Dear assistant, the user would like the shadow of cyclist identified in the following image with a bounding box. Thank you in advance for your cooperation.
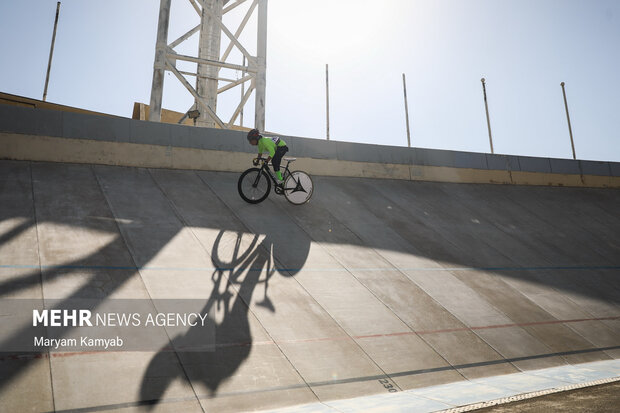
[140,227,300,405]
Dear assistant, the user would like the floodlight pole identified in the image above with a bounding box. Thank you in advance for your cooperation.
[402,73,411,147]
[481,78,495,154]
[43,2,61,101]
[326,64,330,140]
[560,82,577,160]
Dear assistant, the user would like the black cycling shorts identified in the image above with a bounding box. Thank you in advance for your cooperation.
[272,146,288,172]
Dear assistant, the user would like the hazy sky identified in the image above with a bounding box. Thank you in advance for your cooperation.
[1,0,618,161]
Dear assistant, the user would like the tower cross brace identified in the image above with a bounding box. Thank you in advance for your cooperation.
[149,0,267,131]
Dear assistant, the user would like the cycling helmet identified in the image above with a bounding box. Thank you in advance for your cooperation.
[247,128,260,142]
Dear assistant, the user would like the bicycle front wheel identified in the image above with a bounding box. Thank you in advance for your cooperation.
[284,171,313,205]
[238,168,271,204]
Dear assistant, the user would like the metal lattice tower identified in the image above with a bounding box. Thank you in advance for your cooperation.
[149,0,268,130]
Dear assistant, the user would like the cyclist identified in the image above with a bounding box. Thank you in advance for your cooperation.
[247,129,289,185]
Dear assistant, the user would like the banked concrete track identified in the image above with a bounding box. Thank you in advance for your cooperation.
[1,160,619,412]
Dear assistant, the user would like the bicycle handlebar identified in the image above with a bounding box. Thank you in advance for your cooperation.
[254,156,275,166]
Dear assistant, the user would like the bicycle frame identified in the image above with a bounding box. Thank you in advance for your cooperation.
[253,159,293,188]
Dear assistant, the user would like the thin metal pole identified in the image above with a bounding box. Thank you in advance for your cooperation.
[481,78,494,154]
[326,64,330,140]
[43,2,61,101]
[402,73,411,147]
[561,82,577,160]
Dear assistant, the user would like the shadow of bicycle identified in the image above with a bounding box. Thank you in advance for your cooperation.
[140,227,302,404]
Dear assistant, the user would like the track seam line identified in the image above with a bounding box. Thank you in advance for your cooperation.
[30,161,57,412]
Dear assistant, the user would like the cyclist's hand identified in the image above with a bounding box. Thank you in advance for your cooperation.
[253,157,260,166]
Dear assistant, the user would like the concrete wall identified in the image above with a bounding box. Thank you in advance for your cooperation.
[1,103,619,188]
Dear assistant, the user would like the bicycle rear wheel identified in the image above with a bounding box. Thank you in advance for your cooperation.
[238,168,271,204]
[283,171,313,205]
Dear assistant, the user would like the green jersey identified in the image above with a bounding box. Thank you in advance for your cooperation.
[258,136,286,157]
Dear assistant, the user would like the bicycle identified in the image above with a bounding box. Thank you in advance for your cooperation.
[237,157,314,205]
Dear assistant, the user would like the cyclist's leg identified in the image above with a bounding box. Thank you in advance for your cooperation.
[272,146,288,182]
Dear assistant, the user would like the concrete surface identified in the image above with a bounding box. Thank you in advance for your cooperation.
[0,159,619,412]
